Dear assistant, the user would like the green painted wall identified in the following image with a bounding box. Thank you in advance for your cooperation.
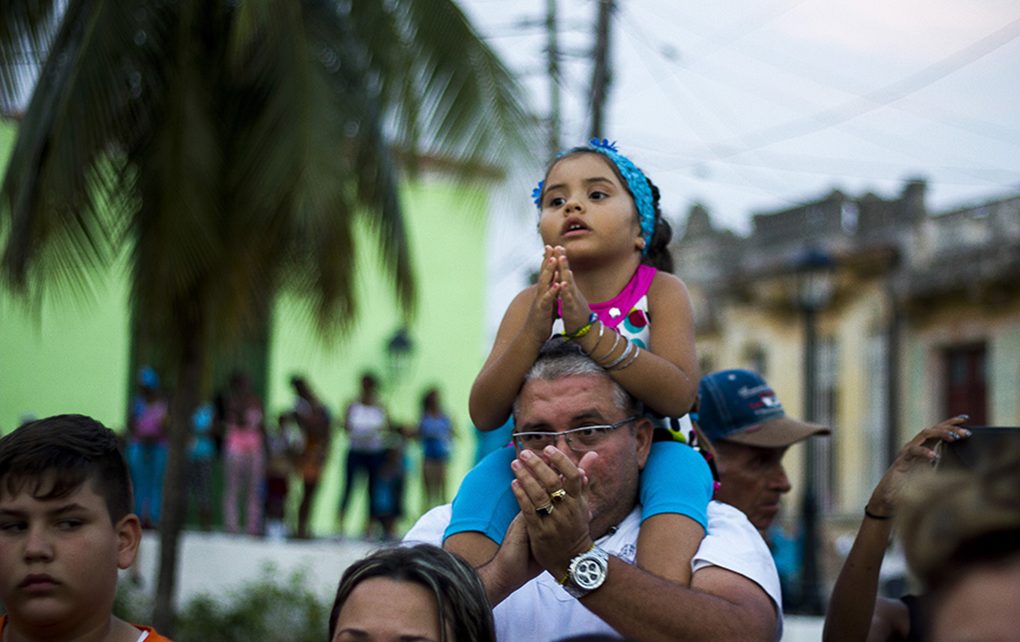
[0,117,492,534]
[266,177,490,535]
[0,119,134,431]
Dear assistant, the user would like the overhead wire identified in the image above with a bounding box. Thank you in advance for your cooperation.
[696,15,1020,159]
[614,7,822,208]
[619,3,1020,156]
[613,4,1020,205]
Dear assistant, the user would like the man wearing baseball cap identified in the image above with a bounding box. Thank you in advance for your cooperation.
[697,368,830,532]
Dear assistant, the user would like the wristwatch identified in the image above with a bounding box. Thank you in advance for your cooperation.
[560,545,609,599]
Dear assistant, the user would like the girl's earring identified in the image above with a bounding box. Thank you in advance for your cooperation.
[636,238,646,250]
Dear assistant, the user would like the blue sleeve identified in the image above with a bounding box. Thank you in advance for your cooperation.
[639,440,713,529]
[443,444,519,544]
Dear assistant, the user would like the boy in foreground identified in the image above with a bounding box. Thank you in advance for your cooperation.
[0,414,172,641]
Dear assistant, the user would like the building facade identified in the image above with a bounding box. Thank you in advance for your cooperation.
[672,180,1020,592]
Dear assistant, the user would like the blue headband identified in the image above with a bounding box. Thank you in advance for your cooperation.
[532,138,655,255]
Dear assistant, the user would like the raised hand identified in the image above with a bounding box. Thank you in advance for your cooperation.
[510,446,595,579]
[522,245,564,344]
[867,415,971,517]
[550,246,593,335]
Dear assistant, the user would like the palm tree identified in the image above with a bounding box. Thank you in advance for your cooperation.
[1,1,535,632]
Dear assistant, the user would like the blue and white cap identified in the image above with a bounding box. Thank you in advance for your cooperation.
[698,369,829,448]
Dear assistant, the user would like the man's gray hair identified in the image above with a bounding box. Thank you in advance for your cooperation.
[512,337,639,420]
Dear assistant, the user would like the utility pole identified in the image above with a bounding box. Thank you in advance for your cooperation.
[545,0,561,155]
[589,0,614,139]
[545,0,562,155]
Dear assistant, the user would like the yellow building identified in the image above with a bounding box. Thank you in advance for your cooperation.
[673,180,1020,594]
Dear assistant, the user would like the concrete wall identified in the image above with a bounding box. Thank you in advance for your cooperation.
[265,177,490,534]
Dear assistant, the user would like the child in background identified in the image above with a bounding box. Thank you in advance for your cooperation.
[0,414,173,641]
[448,139,712,584]
[127,366,168,530]
[222,371,266,536]
[371,427,409,542]
[418,387,455,510]
[186,402,217,530]
[264,413,301,540]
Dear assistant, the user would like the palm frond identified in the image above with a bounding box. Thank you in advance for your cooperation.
[368,0,540,169]
[0,0,62,110]
[1,0,148,295]
[0,3,540,632]
[2,0,536,334]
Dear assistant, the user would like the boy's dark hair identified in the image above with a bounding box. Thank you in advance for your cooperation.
[0,414,133,523]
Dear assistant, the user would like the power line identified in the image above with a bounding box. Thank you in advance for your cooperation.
[652,0,812,65]
[698,15,1020,161]
[614,5,1020,204]
[623,3,1020,148]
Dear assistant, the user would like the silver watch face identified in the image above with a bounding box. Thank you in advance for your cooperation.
[572,553,607,590]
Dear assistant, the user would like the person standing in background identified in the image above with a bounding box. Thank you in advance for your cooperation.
[372,425,409,541]
[288,375,332,539]
[418,387,455,510]
[186,401,217,530]
[264,412,300,540]
[339,372,388,538]
[127,365,169,530]
[696,368,830,534]
[222,370,266,536]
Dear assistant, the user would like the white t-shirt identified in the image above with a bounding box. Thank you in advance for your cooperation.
[346,402,386,452]
[402,501,783,641]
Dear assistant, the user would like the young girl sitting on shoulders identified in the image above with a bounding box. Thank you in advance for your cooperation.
[446,139,713,585]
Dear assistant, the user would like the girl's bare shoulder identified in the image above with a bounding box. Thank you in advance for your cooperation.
[648,270,690,299]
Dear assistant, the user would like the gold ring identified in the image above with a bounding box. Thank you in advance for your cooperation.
[536,503,555,517]
[550,488,568,502]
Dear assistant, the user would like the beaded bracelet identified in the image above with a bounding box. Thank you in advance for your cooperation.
[586,322,606,355]
[565,312,599,340]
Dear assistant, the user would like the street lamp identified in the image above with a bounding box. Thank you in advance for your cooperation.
[385,326,415,387]
[791,246,834,615]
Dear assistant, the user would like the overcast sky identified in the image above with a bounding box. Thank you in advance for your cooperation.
[461,0,1020,234]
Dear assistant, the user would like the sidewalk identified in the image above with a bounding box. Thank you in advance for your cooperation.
[132,530,825,641]
[132,530,380,607]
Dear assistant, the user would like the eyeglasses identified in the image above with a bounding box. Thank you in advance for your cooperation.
[512,416,639,453]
